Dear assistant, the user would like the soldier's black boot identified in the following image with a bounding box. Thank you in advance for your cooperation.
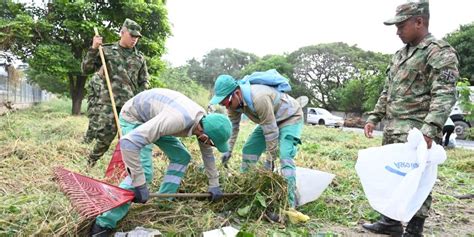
[362,215,403,236]
[403,217,425,237]
[90,222,112,237]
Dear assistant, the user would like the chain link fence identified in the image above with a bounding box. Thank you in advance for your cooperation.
[0,63,54,114]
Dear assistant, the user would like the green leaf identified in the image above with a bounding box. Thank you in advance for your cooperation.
[8,205,20,214]
[237,205,251,216]
[236,231,255,237]
[255,193,267,207]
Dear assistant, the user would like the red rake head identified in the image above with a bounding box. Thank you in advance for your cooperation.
[104,142,127,184]
[53,167,135,218]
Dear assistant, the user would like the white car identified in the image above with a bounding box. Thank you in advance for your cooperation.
[307,107,344,127]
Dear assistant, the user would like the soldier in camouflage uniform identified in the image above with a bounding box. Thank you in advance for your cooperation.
[362,1,459,237]
[83,74,102,143]
[82,19,149,166]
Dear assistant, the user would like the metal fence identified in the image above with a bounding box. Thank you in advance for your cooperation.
[0,64,54,106]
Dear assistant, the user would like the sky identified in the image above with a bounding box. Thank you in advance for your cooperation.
[162,0,474,67]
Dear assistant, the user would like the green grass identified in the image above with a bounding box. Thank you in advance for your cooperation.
[0,99,473,236]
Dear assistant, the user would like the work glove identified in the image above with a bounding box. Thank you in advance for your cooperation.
[264,160,274,172]
[264,149,277,171]
[208,186,223,202]
[133,184,149,204]
[220,151,232,168]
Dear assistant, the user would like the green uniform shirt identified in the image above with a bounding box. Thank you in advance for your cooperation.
[367,34,459,139]
[81,42,149,108]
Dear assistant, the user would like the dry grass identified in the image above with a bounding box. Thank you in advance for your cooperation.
[0,99,473,236]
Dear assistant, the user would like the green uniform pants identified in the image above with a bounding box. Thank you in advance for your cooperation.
[240,121,303,208]
[84,75,102,143]
[96,117,191,229]
[84,101,100,142]
[88,104,118,163]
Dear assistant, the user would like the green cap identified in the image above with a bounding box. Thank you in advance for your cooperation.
[209,75,239,105]
[202,113,232,153]
[123,18,142,37]
[384,1,429,25]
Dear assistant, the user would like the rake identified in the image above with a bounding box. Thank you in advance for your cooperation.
[53,167,243,218]
[93,27,127,183]
[104,143,126,183]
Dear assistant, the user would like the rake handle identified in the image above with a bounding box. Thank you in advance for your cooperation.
[93,27,122,137]
[149,192,245,198]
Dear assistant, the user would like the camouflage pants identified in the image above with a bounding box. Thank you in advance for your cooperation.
[88,104,119,163]
[382,133,441,219]
[84,101,101,142]
[84,74,103,143]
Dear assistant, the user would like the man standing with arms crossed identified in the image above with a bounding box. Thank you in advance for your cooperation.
[82,18,149,166]
[362,1,459,236]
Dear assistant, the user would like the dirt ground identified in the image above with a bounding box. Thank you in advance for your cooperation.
[319,206,474,237]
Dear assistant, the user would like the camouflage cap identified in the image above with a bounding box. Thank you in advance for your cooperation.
[384,1,429,25]
[122,18,142,37]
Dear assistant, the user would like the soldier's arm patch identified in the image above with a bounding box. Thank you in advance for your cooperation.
[440,69,457,84]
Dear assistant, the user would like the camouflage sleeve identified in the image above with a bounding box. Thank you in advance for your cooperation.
[81,47,100,74]
[421,47,459,138]
[86,74,102,104]
[366,71,390,125]
[137,57,149,91]
[253,94,279,161]
[227,109,242,153]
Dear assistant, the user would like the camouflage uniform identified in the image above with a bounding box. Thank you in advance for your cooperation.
[362,2,460,235]
[366,19,459,222]
[81,19,149,165]
[83,73,102,143]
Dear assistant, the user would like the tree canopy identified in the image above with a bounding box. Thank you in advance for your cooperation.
[288,42,389,111]
[186,48,258,90]
[444,22,474,84]
[0,1,171,114]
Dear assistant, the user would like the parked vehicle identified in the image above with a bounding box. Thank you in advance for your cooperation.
[450,86,474,140]
[307,107,344,127]
[450,102,471,140]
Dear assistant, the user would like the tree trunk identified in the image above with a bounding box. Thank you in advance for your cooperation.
[69,74,87,115]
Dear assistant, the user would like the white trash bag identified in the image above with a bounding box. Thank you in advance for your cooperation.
[448,133,457,148]
[295,167,335,206]
[355,128,446,222]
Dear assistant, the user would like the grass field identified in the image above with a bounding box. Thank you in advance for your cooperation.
[0,99,473,236]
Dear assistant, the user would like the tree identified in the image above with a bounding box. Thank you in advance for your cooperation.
[158,65,210,108]
[288,42,389,111]
[445,22,474,129]
[240,54,293,78]
[186,48,258,90]
[444,22,474,83]
[239,54,309,100]
[334,66,386,113]
[0,1,171,114]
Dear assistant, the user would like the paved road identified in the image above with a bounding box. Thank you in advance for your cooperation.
[342,127,474,150]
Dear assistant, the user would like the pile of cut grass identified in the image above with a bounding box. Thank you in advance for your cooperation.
[0,99,473,236]
[0,99,288,236]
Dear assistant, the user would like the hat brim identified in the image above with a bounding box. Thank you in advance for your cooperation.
[129,30,142,37]
[209,95,226,105]
[214,141,229,153]
[383,15,411,25]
